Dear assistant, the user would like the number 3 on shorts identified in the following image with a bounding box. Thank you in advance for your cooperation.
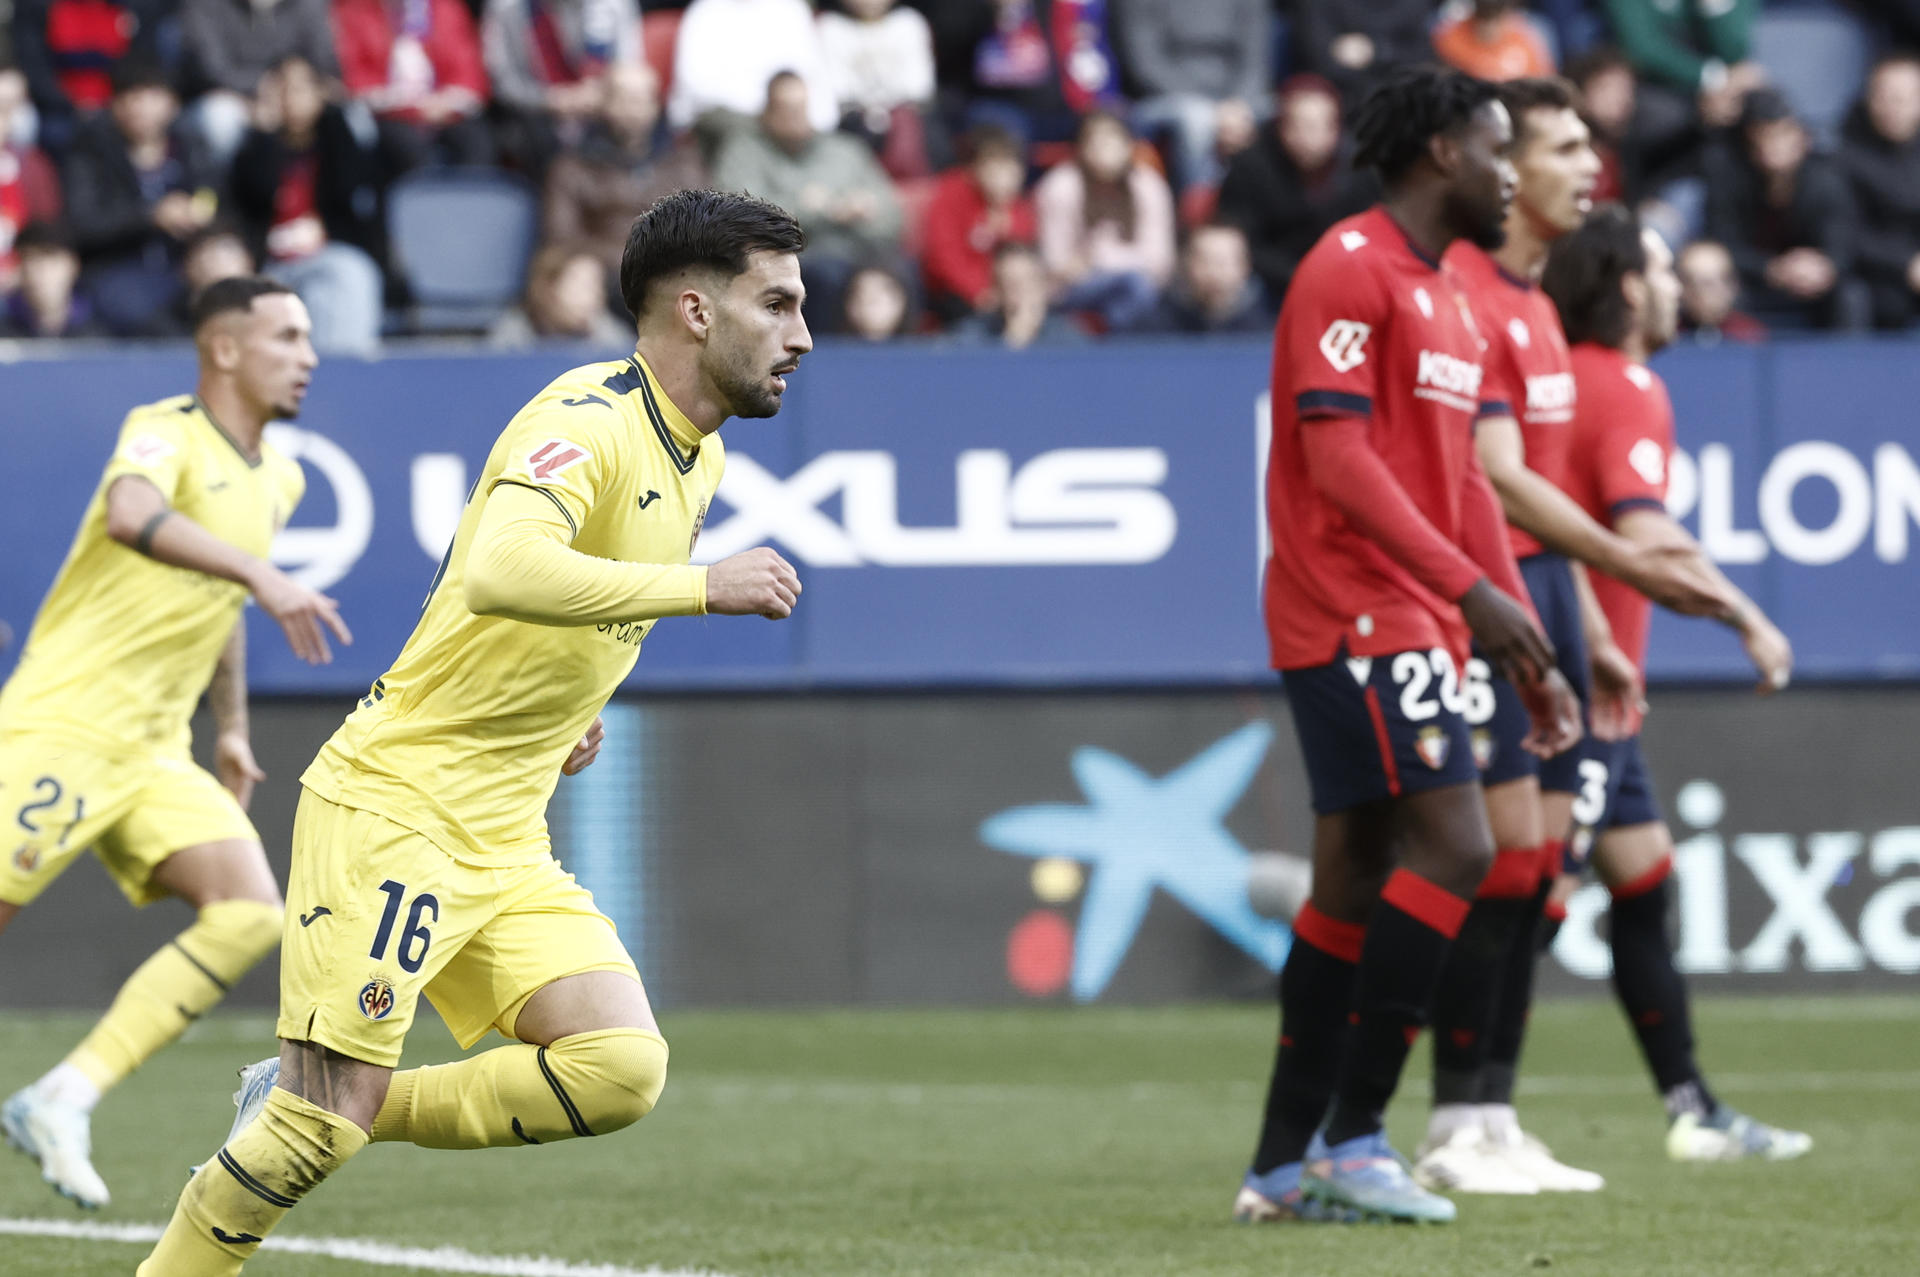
[369,879,439,974]
[1571,759,1610,828]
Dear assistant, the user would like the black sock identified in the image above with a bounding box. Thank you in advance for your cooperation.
[1609,874,1716,1111]
[1479,878,1550,1106]
[1323,870,1466,1147]
[1251,933,1358,1172]
[1429,893,1531,1105]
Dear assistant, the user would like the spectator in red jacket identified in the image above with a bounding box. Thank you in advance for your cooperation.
[920,122,1034,323]
[332,0,494,170]
[0,63,62,291]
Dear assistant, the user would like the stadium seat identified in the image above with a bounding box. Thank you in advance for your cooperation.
[1752,8,1870,144]
[386,168,539,334]
[643,9,683,101]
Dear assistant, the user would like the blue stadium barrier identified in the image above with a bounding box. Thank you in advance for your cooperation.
[2,336,1916,693]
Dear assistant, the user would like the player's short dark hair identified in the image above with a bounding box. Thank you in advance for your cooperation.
[1351,65,1502,186]
[1499,77,1581,148]
[1542,204,1646,348]
[618,188,806,318]
[189,276,298,332]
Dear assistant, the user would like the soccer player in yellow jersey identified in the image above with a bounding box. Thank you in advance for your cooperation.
[0,277,352,1209]
[139,189,811,1274]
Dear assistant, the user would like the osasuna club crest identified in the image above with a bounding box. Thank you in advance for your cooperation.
[1415,726,1451,770]
[1471,728,1495,771]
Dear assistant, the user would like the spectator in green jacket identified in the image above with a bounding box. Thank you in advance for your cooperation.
[1604,0,1767,132]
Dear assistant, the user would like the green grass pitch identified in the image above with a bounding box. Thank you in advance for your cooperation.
[2,996,1916,1275]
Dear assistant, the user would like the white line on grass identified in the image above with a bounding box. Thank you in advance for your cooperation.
[0,1218,735,1277]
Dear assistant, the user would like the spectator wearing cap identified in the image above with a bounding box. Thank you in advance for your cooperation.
[489,241,631,347]
[669,0,835,151]
[1034,108,1174,332]
[1675,239,1765,344]
[0,221,107,337]
[332,0,495,171]
[818,0,939,178]
[483,0,640,175]
[1291,0,1433,108]
[1432,1,1555,83]
[712,70,904,330]
[0,62,61,292]
[63,55,220,334]
[1111,0,1266,192]
[920,123,1035,323]
[542,60,706,294]
[1215,74,1375,304]
[228,54,386,354]
[1128,221,1270,335]
[1840,54,1920,330]
[10,0,173,153]
[951,238,1084,348]
[180,0,339,163]
[1703,87,1868,330]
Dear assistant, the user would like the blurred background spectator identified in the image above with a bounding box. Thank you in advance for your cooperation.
[1129,220,1269,335]
[1034,107,1172,331]
[1841,53,1920,331]
[165,221,257,327]
[1676,238,1765,344]
[542,60,704,298]
[953,238,1083,348]
[1703,87,1866,331]
[1,59,61,292]
[1215,74,1371,305]
[0,220,104,337]
[669,0,834,149]
[229,54,385,353]
[1604,0,1764,139]
[333,0,495,171]
[1112,0,1266,193]
[181,0,339,164]
[483,0,640,176]
[1292,0,1433,107]
[712,69,904,332]
[841,261,912,340]
[920,121,1034,324]
[818,0,939,178]
[1432,0,1555,82]
[64,56,218,335]
[489,240,630,346]
[960,0,1109,146]
[10,0,174,154]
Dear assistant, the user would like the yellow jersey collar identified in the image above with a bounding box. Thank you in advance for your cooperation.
[632,354,705,453]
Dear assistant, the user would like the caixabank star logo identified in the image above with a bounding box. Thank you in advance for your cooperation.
[979,723,1291,1001]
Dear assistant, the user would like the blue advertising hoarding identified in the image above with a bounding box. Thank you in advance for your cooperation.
[1,337,1914,691]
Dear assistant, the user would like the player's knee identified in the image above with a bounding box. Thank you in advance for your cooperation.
[195,898,285,966]
[551,1027,669,1136]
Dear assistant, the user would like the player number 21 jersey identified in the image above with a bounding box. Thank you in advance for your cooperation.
[302,355,724,866]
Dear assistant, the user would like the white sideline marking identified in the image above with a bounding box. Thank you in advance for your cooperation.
[0,1218,734,1276]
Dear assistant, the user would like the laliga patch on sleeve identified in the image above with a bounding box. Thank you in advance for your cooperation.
[522,439,592,483]
[121,433,177,468]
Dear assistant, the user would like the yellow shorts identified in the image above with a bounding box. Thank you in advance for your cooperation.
[278,788,640,1068]
[0,730,258,908]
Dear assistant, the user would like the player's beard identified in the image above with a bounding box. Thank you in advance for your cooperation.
[709,336,784,420]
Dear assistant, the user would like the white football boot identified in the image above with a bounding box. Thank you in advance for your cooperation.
[2,1084,110,1208]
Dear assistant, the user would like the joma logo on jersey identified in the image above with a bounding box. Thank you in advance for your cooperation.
[1318,320,1372,372]
[1415,350,1483,397]
[526,440,590,481]
[1525,372,1576,417]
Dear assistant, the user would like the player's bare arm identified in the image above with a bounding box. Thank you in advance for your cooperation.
[1615,507,1792,693]
[1571,560,1645,740]
[105,473,352,665]
[208,622,267,810]
[1475,412,1731,618]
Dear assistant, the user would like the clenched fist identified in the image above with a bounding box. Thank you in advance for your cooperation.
[706,547,802,619]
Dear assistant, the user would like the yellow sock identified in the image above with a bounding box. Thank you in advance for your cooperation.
[371,1027,668,1149]
[137,1088,367,1276]
[68,899,282,1092]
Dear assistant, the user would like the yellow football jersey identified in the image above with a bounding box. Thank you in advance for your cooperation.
[302,354,724,866]
[0,395,305,755]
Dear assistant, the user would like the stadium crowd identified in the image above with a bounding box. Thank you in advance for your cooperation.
[1,0,1917,352]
